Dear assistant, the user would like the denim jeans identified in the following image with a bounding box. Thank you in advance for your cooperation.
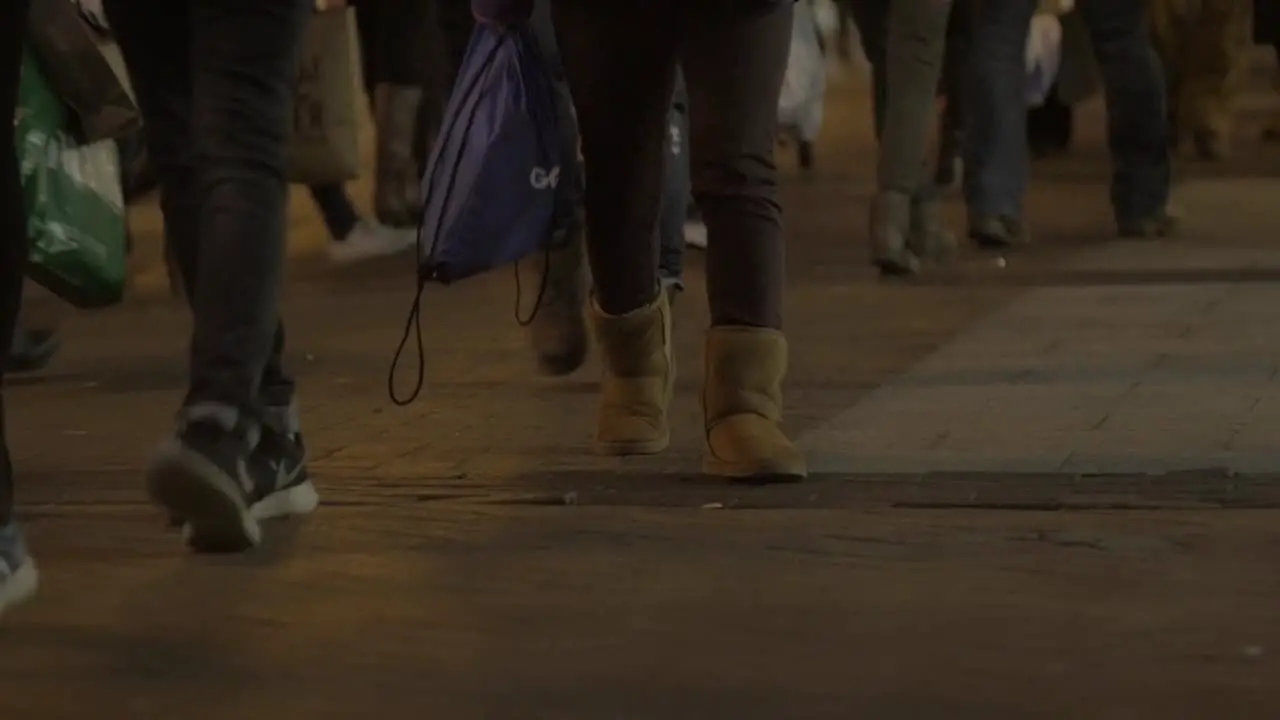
[104,0,311,419]
[964,0,1170,225]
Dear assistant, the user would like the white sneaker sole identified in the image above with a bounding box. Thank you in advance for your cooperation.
[180,481,319,545]
[148,440,261,553]
[0,560,39,618]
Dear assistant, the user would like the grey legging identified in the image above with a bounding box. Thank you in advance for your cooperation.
[848,0,954,196]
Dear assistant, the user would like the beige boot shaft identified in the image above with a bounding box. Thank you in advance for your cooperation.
[589,292,674,455]
[702,327,806,480]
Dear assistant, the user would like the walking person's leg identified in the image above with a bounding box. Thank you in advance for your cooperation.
[526,0,590,376]
[1077,0,1174,236]
[308,183,414,262]
[1180,0,1251,160]
[105,0,316,552]
[309,184,361,242]
[551,0,680,454]
[936,0,970,187]
[0,0,40,615]
[682,0,806,479]
[963,0,1037,249]
[369,0,432,227]
[658,70,691,298]
[869,0,954,276]
[846,0,890,135]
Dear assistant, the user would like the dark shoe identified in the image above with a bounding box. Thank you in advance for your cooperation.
[164,415,315,532]
[797,140,815,170]
[908,194,957,264]
[870,191,920,276]
[7,329,59,373]
[528,227,588,376]
[1118,207,1179,239]
[969,215,1030,250]
[149,406,317,552]
[148,412,260,552]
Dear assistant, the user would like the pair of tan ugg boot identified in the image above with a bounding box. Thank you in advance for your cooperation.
[588,290,806,481]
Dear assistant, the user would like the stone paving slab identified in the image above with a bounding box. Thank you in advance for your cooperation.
[802,246,1280,476]
[4,506,1280,719]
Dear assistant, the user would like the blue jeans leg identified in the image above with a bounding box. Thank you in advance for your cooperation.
[963,0,1036,220]
[1076,0,1171,225]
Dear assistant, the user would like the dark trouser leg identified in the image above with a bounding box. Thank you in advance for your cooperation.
[308,184,361,241]
[0,1,30,526]
[879,0,951,196]
[683,1,791,329]
[1077,0,1172,226]
[551,1,678,317]
[870,0,955,274]
[848,0,890,136]
[963,0,1036,220]
[105,0,309,424]
[658,70,691,290]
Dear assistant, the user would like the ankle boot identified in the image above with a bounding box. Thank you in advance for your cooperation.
[373,84,423,228]
[908,192,956,264]
[588,291,674,455]
[870,191,919,276]
[528,220,588,376]
[702,327,806,481]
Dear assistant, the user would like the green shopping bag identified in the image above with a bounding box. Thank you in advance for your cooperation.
[14,48,127,309]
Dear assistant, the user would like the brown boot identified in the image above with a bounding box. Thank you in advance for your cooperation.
[589,291,674,455]
[528,224,588,376]
[702,327,806,481]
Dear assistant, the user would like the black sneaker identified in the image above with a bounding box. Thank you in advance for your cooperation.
[162,425,319,543]
[242,426,318,524]
[148,417,261,552]
[1118,207,1180,239]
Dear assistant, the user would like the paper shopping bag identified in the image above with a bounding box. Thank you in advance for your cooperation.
[287,7,363,184]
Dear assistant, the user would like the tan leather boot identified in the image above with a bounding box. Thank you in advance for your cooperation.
[702,327,806,481]
[588,291,674,455]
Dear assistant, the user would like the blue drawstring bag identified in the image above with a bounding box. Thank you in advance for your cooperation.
[389,22,563,404]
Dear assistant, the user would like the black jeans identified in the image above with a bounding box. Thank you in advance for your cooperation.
[103,0,311,419]
[552,0,792,329]
[0,0,30,525]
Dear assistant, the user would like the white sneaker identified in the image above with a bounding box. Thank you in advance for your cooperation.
[683,219,707,250]
[328,221,415,264]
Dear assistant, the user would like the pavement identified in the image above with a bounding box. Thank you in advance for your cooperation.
[5,65,1280,718]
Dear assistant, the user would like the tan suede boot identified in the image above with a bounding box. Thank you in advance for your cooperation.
[589,291,674,455]
[373,84,423,229]
[528,221,588,376]
[702,327,807,481]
